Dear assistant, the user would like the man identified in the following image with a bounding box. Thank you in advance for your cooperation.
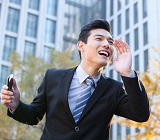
[1,19,150,140]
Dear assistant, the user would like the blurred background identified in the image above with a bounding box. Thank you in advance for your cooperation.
[0,0,160,139]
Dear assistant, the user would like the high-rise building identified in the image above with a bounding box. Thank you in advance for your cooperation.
[0,0,107,87]
[0,0,159,139]
[105,0,160,140]
[0,0,65,87]
[63,0,107,60]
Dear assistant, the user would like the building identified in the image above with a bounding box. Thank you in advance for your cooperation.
[105,0,160,140]
[0,0,65,87]
[63,0,107,61]
[0,0,160,139]
[0,0,106,87]
[63,0,159,139]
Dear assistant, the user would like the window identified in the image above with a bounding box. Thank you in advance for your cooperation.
[143,0,147,18]
[45,19,56,43]
[43,46,54,62]
[117,0,121,11]
[135,55,139,71]
[126,127,130,135]
[144,49,148,71]
[125,8,130,30]
[0,65,12,89]
[3,36,16,61]
[24,41,36,61]
[117,123,121,140]
[134,2,138,24]
[28,0,40,10]
[110,20,114,35]
[109,70,113,78]
[134,28,139,51]
[143,22,148,45]
[117,73,121,82]
[100,0,106,19]
[125,33,130,46]
[10,0,21,5]
[6,8,20,33]
[26,13,38,38]
[125,0,129,5]
[117,14,121,35]
[110,0,114,16]
[47,0,58,16]
[136,128,140,133]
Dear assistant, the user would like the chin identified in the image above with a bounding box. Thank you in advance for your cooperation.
[98,61,108,67]
[93,58,110,67]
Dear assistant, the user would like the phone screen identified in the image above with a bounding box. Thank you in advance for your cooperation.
[7,74,13,91]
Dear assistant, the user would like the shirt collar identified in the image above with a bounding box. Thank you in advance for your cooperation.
[76,65,101,86]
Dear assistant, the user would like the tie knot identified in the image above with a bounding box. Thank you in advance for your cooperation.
[86,77,94,86]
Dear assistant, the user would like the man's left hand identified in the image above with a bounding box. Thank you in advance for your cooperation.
[113,38,133,77]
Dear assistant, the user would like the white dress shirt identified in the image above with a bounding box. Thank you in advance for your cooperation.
[68,65,136,114]
[68,65,100,113]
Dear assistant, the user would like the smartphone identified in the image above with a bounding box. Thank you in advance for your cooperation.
[7,74,13,91]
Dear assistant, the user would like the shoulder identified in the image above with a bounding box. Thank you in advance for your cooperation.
[45,67,77,76]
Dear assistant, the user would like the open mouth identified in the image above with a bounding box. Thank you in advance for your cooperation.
[98,50,110,57]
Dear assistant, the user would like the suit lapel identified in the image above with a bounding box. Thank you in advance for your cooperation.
[78,75,110,123]
[60,69,110,124]
[61,67,76,123]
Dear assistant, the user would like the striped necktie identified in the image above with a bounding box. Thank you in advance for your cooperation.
[73,77,94,123]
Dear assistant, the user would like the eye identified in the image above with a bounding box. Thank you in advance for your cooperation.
[96,38,102,41]
[108,40,113,45]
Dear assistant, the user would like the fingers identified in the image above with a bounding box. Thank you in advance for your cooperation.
[1,86,14,105]
[1,94,14,104]
[113,39,130,55]
[2,85,9,90]
[1,85,13,95]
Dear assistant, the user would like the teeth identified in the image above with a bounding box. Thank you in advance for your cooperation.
[105,52,109,56]
[99,51,109,57]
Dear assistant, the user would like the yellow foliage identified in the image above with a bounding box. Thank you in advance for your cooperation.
[0,50,78,139]
[115,48,160,139]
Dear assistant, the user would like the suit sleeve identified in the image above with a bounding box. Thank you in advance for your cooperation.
[115,74,150,122]
[7,70,49,125]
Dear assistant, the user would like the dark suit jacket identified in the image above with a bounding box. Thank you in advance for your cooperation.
[8,67,150,140]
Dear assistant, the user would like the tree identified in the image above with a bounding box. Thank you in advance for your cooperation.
[116,47,160,139]
[0,50,78,139]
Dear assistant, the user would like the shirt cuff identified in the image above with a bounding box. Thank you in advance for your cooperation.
[8,102,19,114]
[9,108,16,114]
[129,71,142,91]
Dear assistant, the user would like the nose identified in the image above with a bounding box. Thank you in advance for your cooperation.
[102,39,110,48]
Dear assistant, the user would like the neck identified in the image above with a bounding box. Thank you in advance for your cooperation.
[80,62,103,77]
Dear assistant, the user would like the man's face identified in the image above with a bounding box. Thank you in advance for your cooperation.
[79,28,114,68]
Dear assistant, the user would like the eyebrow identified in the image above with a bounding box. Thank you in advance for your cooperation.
[93,34,114,41]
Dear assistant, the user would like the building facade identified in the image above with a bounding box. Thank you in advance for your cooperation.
[0,0,160,139]
[0,0,65,87]
[0,0,106,87]
[105,0,160,140]
[63,0,106,60]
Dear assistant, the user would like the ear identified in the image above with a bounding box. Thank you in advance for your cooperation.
[77,41,85,52]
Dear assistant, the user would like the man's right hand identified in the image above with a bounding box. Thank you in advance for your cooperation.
[1,78,20,111]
